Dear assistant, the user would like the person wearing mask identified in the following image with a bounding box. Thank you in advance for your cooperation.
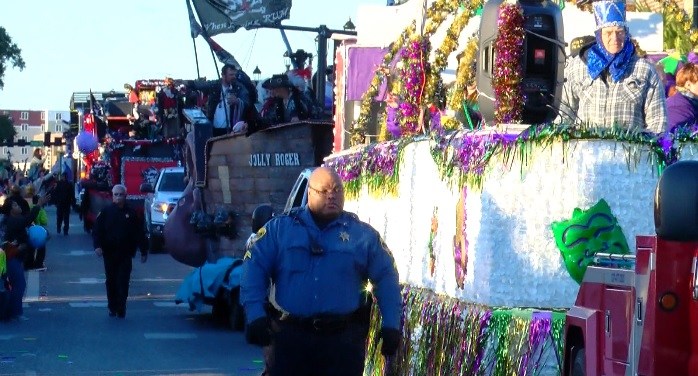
[666,62,698,129]
[92,184,148,318]
[241,167,402,375]
[560,0,666,133]
[52,172,75,236]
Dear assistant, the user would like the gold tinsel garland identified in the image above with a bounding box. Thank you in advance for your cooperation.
[444,36,479,130]
[662,0,698,45]
[351,22,416,146]
[422,0,483,114]
[352,0,462,146]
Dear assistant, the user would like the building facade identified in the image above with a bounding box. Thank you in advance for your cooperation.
[0,109,68,172]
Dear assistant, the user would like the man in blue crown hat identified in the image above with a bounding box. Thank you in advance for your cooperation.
[560,0,666,132]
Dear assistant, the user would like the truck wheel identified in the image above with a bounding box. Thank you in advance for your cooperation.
[570,345,585,376]
[227,288,245,331]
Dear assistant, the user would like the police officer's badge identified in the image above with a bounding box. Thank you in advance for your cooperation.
[339,231,350,242]
[256,227,266,239]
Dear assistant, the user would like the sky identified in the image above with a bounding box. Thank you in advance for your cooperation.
[0,0,385,111]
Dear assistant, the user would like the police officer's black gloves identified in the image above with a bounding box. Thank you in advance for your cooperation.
[245,317,271,347]
[380,327,401,357]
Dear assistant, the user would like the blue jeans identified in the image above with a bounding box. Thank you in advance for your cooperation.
[5,258,25,319]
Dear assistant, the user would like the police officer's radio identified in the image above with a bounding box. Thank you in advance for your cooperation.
[476,0,565,125]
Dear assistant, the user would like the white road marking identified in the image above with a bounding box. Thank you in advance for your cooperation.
[143,333,197,339]
[134,278,183,283]
[71,278,104,284]
[66,250,93,256]
[24,271,40,302]
[69,302,108,308]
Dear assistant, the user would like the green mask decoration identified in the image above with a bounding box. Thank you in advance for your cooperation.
[551,199,630,284]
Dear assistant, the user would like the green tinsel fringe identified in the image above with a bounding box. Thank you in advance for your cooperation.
[364,286,565,376]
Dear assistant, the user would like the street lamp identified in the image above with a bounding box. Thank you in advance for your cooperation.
[253,66,261,83]
[283,51,291,71]
[343,18,356,31]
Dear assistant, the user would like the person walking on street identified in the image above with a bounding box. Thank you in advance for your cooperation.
[92,184,148,318]
[240,167,403,376]
[53,172,75,235]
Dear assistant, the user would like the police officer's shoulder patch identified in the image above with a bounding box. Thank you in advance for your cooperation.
[256,227,266,239]
[243,250,252,260]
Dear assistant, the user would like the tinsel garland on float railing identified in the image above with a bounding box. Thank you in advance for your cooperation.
[352,21,416,145]
[324,140,405,199]
[429,123,670,190]
[493,3,525,124]
[444,35,479,130]
[352,0,463,146]
[422,0,483,116]
[390,38,431,138]
[363,286,565,376]
[325,123,691,197]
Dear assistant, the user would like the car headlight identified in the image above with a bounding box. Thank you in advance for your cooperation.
[153,201,169,213]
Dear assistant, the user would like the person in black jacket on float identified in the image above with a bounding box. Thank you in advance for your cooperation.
[92,184,148,318]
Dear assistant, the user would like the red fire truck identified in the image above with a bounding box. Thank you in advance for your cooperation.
[563,160,698,376]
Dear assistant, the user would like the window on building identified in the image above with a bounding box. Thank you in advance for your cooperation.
[20,112,28,120]
[55,113,62,120]
[41,112,45,121]
[21,147,27,155]
[21,124,28,132]
[42,124,46,132]
[54,124,62,132]
[2,147,6,155]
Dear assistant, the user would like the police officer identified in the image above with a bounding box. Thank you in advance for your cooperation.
[93,184,148,318]
[241,167,402,376]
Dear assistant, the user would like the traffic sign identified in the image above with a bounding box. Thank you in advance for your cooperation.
[30,141,43,147]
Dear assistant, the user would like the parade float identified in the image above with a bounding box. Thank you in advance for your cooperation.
[316,0,698,374]
[75,81,185,232]
[171,0,698,373]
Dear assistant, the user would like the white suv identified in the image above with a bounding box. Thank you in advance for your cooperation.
[142,167,186,252]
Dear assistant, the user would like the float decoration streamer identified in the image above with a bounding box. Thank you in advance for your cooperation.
[363,286,565,376]
[493,3,525,124]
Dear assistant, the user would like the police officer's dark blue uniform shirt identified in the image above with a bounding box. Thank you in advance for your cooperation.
[241,206,402,330]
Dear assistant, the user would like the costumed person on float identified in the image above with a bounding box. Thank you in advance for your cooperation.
[260,74,311,125]
[157,77,183,139]
[560,0,666,133]
[187,64,263,137]
[26,149,43,182]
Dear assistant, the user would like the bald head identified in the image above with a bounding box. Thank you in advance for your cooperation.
[307,167,344,221]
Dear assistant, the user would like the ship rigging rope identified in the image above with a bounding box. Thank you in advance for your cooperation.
[243,29,258,71]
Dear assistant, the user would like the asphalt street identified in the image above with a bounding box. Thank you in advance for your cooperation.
[0,207,262,376]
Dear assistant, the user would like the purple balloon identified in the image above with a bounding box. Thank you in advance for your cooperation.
[76,131,99,154]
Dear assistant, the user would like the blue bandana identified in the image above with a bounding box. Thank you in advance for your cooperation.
[586,33,635,82]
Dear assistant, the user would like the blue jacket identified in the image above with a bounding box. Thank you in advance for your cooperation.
[241,206,402,329]
[667,91,698,130]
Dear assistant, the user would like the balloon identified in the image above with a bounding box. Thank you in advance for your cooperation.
[551,199,630,284]
[27,225,48,249]
[76,131,99,155]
